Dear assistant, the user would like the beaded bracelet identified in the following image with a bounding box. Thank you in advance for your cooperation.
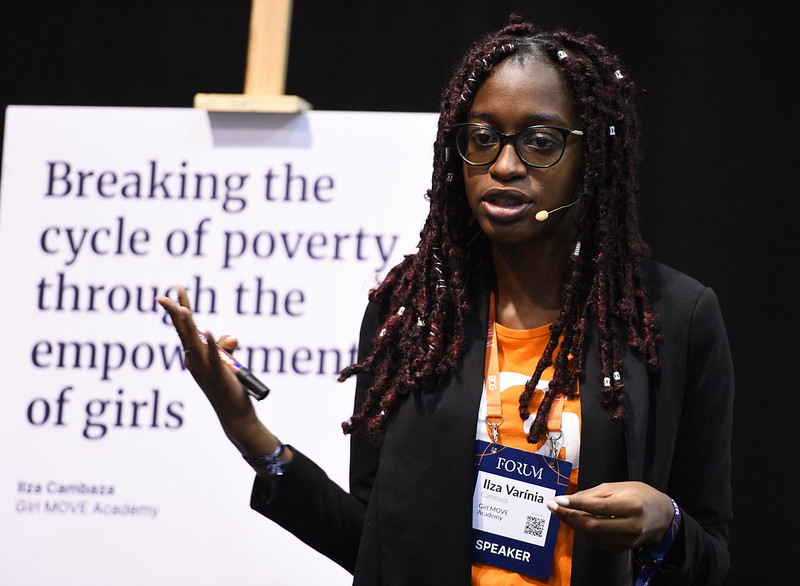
[244,443,291,477]
[244,443,293,503]
[634,498,682,586]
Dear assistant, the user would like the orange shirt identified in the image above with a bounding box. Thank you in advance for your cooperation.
[473,321,581,586]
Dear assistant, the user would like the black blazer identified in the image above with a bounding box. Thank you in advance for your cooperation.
[252,259,733,585]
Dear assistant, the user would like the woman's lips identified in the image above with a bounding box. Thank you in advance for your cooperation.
[480,190,533,222]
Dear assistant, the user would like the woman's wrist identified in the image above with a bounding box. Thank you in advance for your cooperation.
[225,417,285,460]
[634,498,682,585]
[641,491,679,548]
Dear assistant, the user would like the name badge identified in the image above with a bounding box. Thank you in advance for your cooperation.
[472,439,572,578]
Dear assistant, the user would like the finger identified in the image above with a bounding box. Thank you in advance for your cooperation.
[176,285,192,311]
[156,295,191,326]
[171,287,198,345]
[156,289,201,357]
[201,330,248,407]
[155,294,181,321]
[560,496,620,518]
[203,329,230,379]
[173,288,210,354]
[218,335,239,353]
[547,504,639,551]
[548,496,628,522]
[563,483,617,501]
[553,490,639,518]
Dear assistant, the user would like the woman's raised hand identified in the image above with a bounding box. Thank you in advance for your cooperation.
[156,286,280,458]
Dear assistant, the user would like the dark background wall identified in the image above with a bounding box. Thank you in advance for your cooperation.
[1,2,795,583]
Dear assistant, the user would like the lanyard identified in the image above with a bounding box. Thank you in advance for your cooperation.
[484,291,564,453]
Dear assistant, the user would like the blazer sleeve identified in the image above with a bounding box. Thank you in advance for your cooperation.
[249,302,383,573]
[655,286,734,585]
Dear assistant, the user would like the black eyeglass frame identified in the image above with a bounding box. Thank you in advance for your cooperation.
[451,123,585,168]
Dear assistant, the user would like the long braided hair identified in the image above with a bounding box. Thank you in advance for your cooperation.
[340,16,660,444]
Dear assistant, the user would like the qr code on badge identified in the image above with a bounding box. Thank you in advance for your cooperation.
[524,514,546,538]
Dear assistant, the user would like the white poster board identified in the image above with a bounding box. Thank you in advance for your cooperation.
[0,106,436,585]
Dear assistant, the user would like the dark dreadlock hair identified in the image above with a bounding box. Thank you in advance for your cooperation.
[339,16,660,444]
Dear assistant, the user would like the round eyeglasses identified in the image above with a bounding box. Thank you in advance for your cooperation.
[451,123,584,168]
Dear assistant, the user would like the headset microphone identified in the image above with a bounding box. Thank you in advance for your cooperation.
[535,198,582,222]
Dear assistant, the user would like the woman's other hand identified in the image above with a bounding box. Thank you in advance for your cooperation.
[546,481,675,552]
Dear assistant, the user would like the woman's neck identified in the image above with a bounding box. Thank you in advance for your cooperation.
[490,236,573,330]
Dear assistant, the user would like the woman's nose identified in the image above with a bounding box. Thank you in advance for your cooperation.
[489,143,527,180]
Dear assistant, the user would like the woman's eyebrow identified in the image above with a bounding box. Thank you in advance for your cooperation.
[466,110,570,127]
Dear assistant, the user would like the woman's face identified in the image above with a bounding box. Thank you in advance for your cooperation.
[462,57,584,248]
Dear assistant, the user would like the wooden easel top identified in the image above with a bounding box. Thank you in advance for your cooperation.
[194,0,311,113]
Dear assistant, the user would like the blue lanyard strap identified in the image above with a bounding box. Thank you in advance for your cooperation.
[633,498,682,586]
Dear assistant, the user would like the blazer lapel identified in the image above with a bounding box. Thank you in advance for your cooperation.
[576,327,629,490]
[572,330,644,585]
[622,343,651,482]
